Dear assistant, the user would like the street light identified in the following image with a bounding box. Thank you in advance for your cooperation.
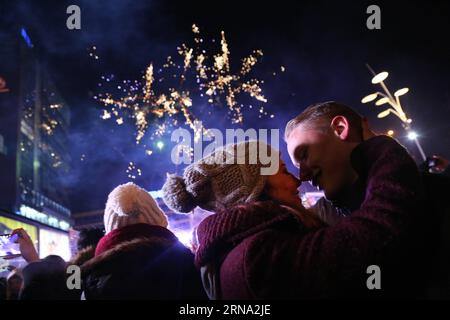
[375,97,390,106]
[361,64,426,161]
[407,131,418,140]
[377,109,391,118]
[394,88,409,97]
[371,71,389,84]
[361,93,378,103]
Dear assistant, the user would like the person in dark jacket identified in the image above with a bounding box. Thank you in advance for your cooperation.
[302,114,450,299]
[81,182,207,300]
[8,228,79,300]
[162,141,324,299]
[69,227,104,268]
[6,268,22,300]
[77,228,104,252]
[20,255,76,300]
[281,101,427,298]
[421,171,450,299]
[419,155,450,176]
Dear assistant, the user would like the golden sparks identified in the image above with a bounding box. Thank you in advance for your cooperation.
[126,162,142,180]
[95,25,277,154]
[192,24,200,34]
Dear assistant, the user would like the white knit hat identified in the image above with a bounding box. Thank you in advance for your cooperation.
[162,140,279,213]
[104,182,168,234]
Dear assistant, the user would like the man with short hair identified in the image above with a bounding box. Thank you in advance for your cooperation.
[265,101,428,298]
[284,101,448,298]
[285,101,366,211]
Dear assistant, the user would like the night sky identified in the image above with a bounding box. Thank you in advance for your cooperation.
[2,0,449,213]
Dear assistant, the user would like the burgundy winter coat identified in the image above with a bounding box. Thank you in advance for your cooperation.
[195,136,426,299]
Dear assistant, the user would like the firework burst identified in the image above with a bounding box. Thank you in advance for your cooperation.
[126,161,142,180]
[94,24,280,158]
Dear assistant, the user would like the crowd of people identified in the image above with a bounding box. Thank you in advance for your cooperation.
[1,101,449,300]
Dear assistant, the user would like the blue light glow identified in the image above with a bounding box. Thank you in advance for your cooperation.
[20,27,34,48]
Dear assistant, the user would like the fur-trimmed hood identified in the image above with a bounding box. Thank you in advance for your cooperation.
[81,227,207,300]
[69,245,96,267]
[82,235,178,275]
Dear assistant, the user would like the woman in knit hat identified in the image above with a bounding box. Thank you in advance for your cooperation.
[81,182,207,300]
[162,141,323,299]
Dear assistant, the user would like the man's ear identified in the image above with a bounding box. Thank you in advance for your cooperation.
[330,116,350,140]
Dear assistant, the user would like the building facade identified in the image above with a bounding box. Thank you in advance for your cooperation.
[0,23,73,261]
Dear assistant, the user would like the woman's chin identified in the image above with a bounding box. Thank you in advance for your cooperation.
[279,198,303,210]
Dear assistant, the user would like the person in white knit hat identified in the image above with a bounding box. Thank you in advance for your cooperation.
[81,182,207,300]
[103,182,168,233]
